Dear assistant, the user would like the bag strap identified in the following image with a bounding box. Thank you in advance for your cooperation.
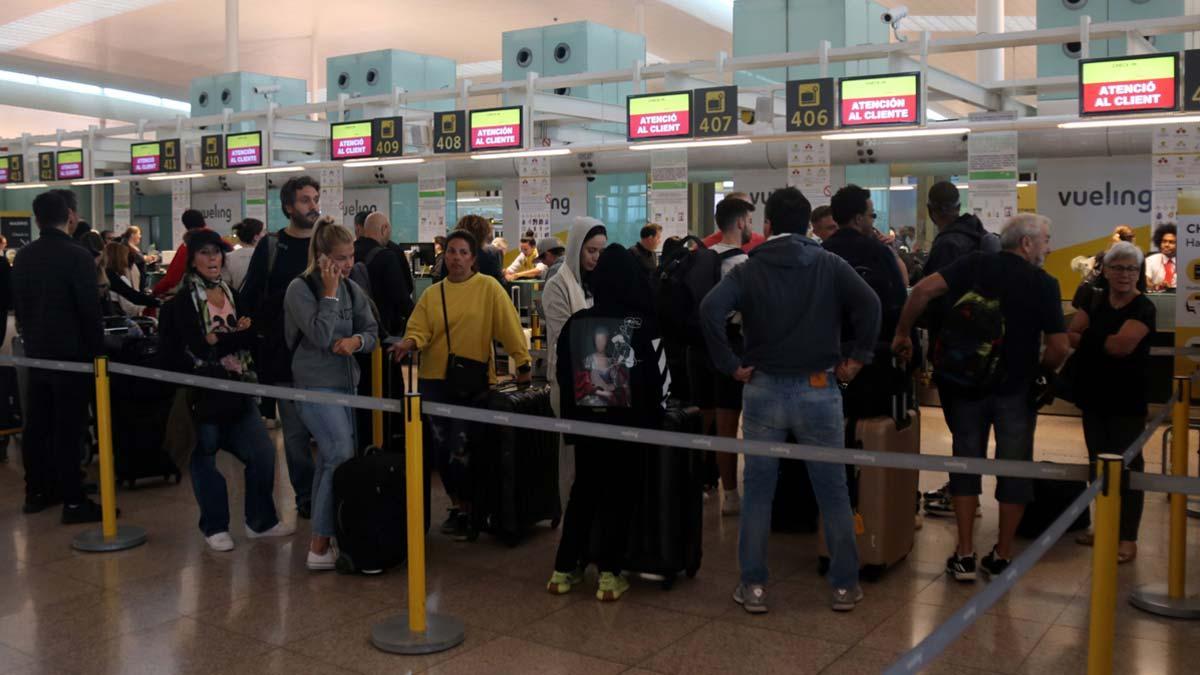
[439,282,452,354]
[364,245,383,267]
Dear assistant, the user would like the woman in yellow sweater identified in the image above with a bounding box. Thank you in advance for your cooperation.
[389,230,531,540]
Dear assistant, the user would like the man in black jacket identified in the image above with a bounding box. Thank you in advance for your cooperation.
[356,212,415,336]
[12,191,106,521]
[924,182,999,286]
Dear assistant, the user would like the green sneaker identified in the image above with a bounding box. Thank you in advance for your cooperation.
[546,569,583,595]
[596,572,630,602]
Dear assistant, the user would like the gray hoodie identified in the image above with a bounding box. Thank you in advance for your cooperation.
[700,233,881,378]
[541,219,603,395]
[284,275,379,390]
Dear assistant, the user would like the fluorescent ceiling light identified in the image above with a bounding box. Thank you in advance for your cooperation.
[72,178,120,185]
[722,180,734,188]
[5,183,48,190]
[0,69,36,85]
[628,138,752,151]
[1059,115,1200,129]
[888,185,915,191]
[1017,182,1031,188]
[103,87,163,107]
[470,148,572,160]
[38,76,101,95]
[457,197,481,203]
[954,183,969,189]
[236,166,304,175]
[342,158,426,168]
[147,172,203,181]
[161,99,191,112]
[822,127,970,141]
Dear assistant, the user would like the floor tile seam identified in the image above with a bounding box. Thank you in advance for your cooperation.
[191,598,393,648]
[406,630,582,675]
[38,612,214,669]
[628,616,716,670]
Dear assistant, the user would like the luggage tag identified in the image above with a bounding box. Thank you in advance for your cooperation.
[809,372,829,389]
[854,512,865,535]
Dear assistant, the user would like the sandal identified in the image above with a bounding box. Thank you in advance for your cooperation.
[1075,532,1094,546]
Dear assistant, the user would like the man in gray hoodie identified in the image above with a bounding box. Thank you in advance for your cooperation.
[700,186,881,614]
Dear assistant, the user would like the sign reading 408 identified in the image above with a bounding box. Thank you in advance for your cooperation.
[786,77,836,133]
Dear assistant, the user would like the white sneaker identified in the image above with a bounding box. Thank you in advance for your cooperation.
[246,521,296,539]
[205,532,235,552]
[721,490,741,516]
[306,548,337,571]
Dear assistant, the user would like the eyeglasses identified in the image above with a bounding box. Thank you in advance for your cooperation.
[1106,264,1140,275]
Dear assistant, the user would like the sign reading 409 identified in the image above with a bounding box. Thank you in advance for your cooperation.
[786,77,836,133]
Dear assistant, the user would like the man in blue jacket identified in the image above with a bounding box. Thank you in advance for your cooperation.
[700,187,881,614]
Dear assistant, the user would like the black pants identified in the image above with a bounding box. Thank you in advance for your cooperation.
[1081,410,1146,542]
[554,439,634,575]
[22,370,89,505]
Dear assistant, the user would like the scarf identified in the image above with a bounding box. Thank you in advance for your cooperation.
[187,273,254,378]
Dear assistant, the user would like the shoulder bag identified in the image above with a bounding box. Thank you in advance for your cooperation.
[440,282,489,400]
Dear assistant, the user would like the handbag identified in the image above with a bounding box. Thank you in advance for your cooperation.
[190,360,250,425]
[441,283,490,400]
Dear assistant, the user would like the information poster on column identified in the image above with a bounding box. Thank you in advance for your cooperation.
[517,157,553,239]
[1150,123,1200,226]
[1174,190,1200,375]
[967,112,1018,232]
[318,167,344,228]
[649,150,689,240]
[113,182,131,236]
[787,140,831,207]
[418,162,447,243]
[171,179,190,250]
[244,176,267,223]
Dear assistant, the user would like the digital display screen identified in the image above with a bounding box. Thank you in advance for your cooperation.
[627,91,692,141]
[225,131,262,168]
[56,150,83,180]
[130,141,161,174]
[1080,54,1178,116]
[469,107,523,151]
[838,73,920,127]
[331,121,373,160]
[4,155,23,184]
[0,166,7,184]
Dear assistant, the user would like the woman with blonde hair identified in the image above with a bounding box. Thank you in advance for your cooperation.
[284,215,378,570]
[104,241,159,316]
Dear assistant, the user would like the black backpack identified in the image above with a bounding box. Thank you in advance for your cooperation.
[932,288,1005,393]
[655,237,742,347]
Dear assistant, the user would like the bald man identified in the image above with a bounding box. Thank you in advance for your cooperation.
[703,191,767,251]
[354,211,414,337]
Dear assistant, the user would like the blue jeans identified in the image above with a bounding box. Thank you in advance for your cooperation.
[191,398,281,537]
[296,387,357,538]
[277,395,314,511]
[941,391,1036,504]
[739,372,859,591]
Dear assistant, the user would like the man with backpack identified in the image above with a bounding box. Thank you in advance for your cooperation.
[354,212,414,338]
[700,187,881,614]
[892,213,1068,582]
[240,174,321,519]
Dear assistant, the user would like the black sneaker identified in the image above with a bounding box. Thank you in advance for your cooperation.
[23,493,60,514]
[441,508,462,536]
[452,512,478,542]
[923,483,950,502]
[945,552,977,582]
[980,548,1011,579]
[62,499,117,525]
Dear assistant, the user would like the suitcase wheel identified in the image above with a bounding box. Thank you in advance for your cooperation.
[685,566,699,579]
[660,574,676,591]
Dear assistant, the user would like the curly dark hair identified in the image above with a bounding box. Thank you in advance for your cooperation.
[1152,223,1177,250]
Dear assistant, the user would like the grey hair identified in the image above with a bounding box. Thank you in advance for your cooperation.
[1103,241,1144,267]
[999,213,1051,251]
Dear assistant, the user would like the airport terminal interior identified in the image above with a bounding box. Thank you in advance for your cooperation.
[4,0,1200,673]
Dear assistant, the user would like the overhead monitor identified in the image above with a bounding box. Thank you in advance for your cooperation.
[1079,53,1179,116]
[627,91,692,141]
[331,121,373,160]
[469,107,523,151]
[130,141,162,175]
[225,131,263,168]
[56,150,83,180]
[0,155,22,184]
[838,72,921,128]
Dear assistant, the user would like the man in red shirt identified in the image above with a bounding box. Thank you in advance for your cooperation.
[153,209,209,296]
[703,192,765,252]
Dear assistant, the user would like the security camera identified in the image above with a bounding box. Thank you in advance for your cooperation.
[881,6,908,24]
[252,85,281,96]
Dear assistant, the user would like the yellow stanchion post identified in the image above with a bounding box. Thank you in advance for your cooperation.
[371,347,384,449]
[72,357,147,552]
[1087,454,1122,675]
[1130,376,1200,618]
[371,364,466,654]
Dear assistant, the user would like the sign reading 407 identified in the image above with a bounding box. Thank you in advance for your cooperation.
[785,78,835,133]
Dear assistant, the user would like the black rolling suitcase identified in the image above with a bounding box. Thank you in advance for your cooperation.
[1016,465,1090,539]
[108,335,182,487]
[620,405,704,589]
[333,446,430,574]
[471,383,561,546]
[0,366,22,459]
[771,458,820,533]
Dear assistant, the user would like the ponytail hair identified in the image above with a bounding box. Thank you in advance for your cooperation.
[305,215,355,276]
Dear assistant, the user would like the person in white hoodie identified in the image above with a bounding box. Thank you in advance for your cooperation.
[540,218,608,497]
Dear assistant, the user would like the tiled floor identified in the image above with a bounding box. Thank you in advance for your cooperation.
[1,408,1199,674]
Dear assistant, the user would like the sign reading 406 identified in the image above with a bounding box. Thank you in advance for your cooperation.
[786,78,835,133]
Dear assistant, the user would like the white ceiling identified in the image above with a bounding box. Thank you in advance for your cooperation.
[0,1,1073,138]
